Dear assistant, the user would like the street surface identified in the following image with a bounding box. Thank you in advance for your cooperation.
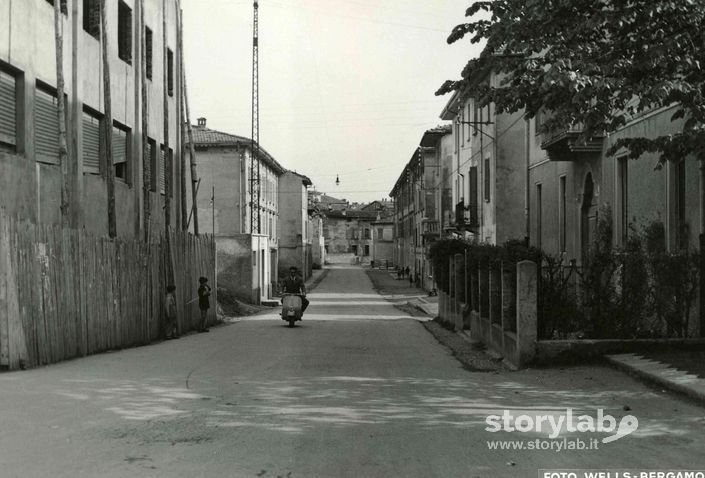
[1,264,704,477]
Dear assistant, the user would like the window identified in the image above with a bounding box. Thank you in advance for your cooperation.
[167,49,174,96]
[364,228,370,239]
[82,108,101,174]
[468,166,478,207]
[117,1,132,65]
[83,0,100,39]
[675,159,687,250]
[483,157,491,202]
[536,184,543,249]
[559,176,567,252]
[35,84,62,164]
[145,27,153,80]
[112,122,130,182]
[0,68,18,151]
[617,158,628,245]
[377,228,383,239]
[46,0,68,15]
[364,245,370,256]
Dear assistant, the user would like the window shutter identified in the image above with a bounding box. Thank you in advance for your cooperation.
[158,146,165,194]
[144,139,153,190]
[82,112,100,174]
[0,70,16,147]
[35,87,60,164]
[112,126,127,165]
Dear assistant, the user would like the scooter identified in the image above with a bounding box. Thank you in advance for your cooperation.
[281,293,303,328]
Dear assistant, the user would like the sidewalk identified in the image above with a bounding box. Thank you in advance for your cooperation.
[606,353,705,406]
[365,268,438,318]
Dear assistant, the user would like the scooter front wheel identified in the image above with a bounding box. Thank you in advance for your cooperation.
[288,319,296,328]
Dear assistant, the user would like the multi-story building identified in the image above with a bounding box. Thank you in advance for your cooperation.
[440,73,528,246]
[188,118,284,304]
[278,170,313,281]
[390,131,446,290]
[439,61,700,263]
[0,0,184,237]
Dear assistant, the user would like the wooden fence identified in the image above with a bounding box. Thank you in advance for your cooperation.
[0,213,215,370]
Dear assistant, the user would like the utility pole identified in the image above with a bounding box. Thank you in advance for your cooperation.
[250,0,260,234]
[101,0,116,238]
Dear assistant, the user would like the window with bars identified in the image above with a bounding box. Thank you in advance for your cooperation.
[145,27,153,80]
[0,68,18,151]
[82,108,101,174]
[83,0,100,39]
[46,0,68,15]
[117,1,132,65]
[112,122,130,182]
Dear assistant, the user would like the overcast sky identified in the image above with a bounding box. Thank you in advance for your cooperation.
[182,0,480,203]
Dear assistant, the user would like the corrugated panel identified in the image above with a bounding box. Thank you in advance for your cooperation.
[0,71,16,145]
[35,88,60,163]
[158,147,165,194]
[82,113,100,174]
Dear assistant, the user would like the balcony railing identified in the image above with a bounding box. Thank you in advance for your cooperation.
[421,220,440,237]
[540,122,604,161]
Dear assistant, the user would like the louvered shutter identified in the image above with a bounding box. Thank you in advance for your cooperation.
[158,146,165,194]
[144,139,152,190]
[112,127,127,164]
[82,112,100,174]
[35,88,60,164]
[0,70,16,147]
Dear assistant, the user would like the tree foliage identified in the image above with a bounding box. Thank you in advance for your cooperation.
[438,0,705,162]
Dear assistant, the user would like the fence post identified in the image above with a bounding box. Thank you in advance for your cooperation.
[516,260,538,366]
[489,262,501,326]
[502,261,516,332]
[454,253,464,331]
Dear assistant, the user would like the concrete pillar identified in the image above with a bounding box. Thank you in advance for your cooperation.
[516,260,538,366]
[501,262,516,332]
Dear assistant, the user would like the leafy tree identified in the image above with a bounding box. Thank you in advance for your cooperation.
[437,0,705,163]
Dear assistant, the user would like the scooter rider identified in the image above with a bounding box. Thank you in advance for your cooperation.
[282,266,309,316]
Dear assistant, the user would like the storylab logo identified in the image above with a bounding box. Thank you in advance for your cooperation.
[486,409,639,443]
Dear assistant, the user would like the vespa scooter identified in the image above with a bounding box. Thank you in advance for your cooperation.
[281,293,303,327]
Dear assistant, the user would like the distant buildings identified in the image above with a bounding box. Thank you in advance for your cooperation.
[188,118,284,304]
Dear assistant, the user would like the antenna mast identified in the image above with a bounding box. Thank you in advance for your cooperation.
[250,0,261,234]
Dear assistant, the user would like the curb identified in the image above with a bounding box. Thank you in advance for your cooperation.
[306,268,330,292]
[605,354,705,407]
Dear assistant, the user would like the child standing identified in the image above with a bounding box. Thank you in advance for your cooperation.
[164,285,178,339]
[197,277,211,333]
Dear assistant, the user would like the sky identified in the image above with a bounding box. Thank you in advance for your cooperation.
[181,0,481,203]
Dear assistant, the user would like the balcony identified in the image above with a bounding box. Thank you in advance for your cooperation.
[540,122,604,162]
[421,220,440,238]
[451,201,479,232]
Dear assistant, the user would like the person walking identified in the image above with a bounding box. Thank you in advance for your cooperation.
[197,277,211,332]
[164,285,178,339]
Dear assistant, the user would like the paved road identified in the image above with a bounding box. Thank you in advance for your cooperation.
[1,265,704,478]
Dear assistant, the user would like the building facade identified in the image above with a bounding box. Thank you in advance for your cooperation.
[389,132,446,291]
[278,170,313,281]
[0,0,184,237]
[188,118,284,304]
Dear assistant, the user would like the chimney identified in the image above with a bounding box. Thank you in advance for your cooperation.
[197,117,207,128]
